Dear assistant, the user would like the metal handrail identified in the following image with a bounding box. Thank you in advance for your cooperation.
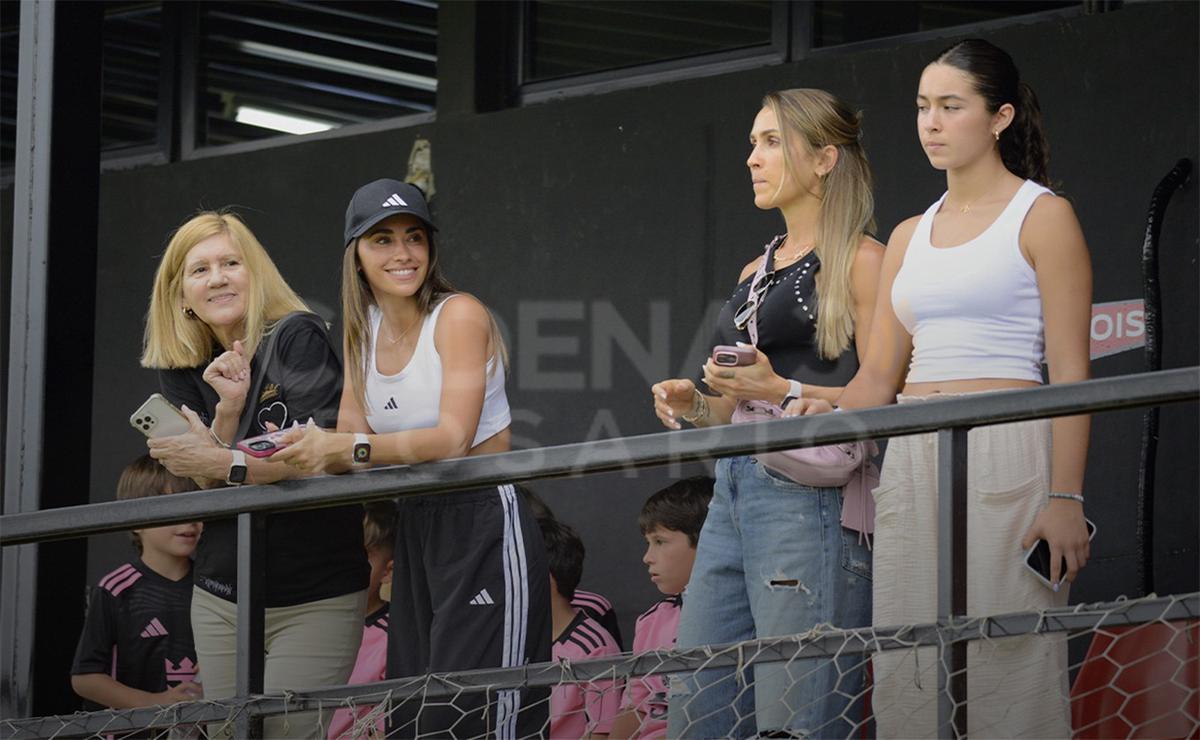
[2,367,1196,738]
[2,367,1197,546]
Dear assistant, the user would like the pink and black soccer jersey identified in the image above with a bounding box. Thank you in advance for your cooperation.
[70,560,197,707]
[550,610,622,739]
[328,605,389,739]
[620,595,682,739]
[571,588,624,650]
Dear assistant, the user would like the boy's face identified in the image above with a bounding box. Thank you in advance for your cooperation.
[367,545,394,601]
[642,526,697,595]
[137,522,202,559]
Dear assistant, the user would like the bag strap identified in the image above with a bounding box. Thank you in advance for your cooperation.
[234,311,311,441]
[745,235,784,346]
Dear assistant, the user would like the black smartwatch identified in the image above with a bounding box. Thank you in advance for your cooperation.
[353,433,372,464]
[226,449,248,486]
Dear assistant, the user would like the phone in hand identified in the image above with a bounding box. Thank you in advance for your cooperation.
[1024,518,1097,589]
[712,344,756,367]
[130,394,191,439]
[236,430,293,458]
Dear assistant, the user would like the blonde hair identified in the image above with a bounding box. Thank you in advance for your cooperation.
[342,227,508,411]
[141,211,310,369]
[763,89,876,359]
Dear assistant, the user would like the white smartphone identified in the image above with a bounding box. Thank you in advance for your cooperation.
[130,393,191,439]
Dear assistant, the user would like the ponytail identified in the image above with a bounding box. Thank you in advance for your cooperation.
[935,39,1052,186]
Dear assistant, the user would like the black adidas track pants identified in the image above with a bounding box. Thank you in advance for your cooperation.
[386,484,551,738]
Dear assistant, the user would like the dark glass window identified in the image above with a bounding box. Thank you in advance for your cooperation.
[101,2,163,154]
[524,1,773,83]
[197,1,437,148]
[0,0,18,171]
[814,1,1078,48]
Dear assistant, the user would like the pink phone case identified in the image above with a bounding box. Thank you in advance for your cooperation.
[236,430,293,458]
[712,345,757,366]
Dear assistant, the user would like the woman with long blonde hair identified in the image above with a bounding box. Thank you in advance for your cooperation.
[275,179,550,737]
[650,89,884,737]
[142,210,367,739]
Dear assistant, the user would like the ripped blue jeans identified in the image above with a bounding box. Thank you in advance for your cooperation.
[667,456,873,738]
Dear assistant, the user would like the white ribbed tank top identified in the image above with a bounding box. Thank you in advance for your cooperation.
[364,295,510,445]
[892,179,1052,384]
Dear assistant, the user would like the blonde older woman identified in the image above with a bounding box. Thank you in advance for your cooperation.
[141,211,366,739]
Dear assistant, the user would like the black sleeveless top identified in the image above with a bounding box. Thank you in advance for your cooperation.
[706,236,859,389]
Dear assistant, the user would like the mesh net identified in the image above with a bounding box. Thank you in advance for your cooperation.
[5,593,1196,739]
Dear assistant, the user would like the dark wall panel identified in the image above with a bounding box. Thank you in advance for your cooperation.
[72,2,1197,664]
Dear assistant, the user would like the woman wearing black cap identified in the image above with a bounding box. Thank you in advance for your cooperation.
[276,179,550,738]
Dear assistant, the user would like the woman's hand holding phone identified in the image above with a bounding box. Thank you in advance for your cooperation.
[1021,499,1091,589]
[701,343,787,403]
[146,405,225,481]
[272,420,351,475]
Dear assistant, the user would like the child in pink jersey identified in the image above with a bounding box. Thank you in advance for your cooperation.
[544,518,623,738]
[328,503,395,740]
[609,477,714,739]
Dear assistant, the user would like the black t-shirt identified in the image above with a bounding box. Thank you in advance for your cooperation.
[71,560,197,707]
[159,313,368,607]
[705,237,859,389]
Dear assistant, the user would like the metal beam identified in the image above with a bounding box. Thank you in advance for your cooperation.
[2,0,55,720]
[2,368,1196,547]
[937,427,969,738]
[234,512,266,739]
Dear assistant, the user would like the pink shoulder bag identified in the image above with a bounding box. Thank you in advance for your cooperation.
[728,238,878,537]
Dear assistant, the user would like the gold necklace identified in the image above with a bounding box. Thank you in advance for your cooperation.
[381,315,421,345]
[776,241,815,264]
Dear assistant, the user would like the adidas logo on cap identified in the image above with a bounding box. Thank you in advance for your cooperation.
[381,193,408,208]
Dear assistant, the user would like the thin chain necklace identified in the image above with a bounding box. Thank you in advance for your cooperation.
[775,239,815,265]
[381,315,421,345]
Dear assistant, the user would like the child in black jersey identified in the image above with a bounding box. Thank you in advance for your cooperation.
[71,455,203,709]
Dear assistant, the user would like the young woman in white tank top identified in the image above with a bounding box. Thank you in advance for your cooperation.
[789,40,1092,737]
[276,180,550,737]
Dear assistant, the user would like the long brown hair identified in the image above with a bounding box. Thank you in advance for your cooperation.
[342,228,507,411]
[934,39,1051,186]
[141,211,309,369]
[763,89,876,359]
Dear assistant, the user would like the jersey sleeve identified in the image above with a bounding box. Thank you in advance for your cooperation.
[271,316,343,430]
[71,586,117,676]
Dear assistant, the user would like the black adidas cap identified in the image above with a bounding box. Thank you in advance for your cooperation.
[343,178,436,245]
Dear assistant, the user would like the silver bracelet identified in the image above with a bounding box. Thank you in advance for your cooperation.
[681,390,709,423]
[209,427,230,448]
[1048,492,1084,504]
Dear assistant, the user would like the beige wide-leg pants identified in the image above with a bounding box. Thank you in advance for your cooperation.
[871,396,1071,738]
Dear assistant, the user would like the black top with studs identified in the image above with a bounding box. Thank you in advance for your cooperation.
[705,239,859,391]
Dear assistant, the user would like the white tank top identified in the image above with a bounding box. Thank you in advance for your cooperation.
[364,295,511,446]
[892,179,1052,384]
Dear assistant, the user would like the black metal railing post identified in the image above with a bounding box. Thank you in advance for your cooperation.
[937,427,969,737]
[234,512,266,738]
